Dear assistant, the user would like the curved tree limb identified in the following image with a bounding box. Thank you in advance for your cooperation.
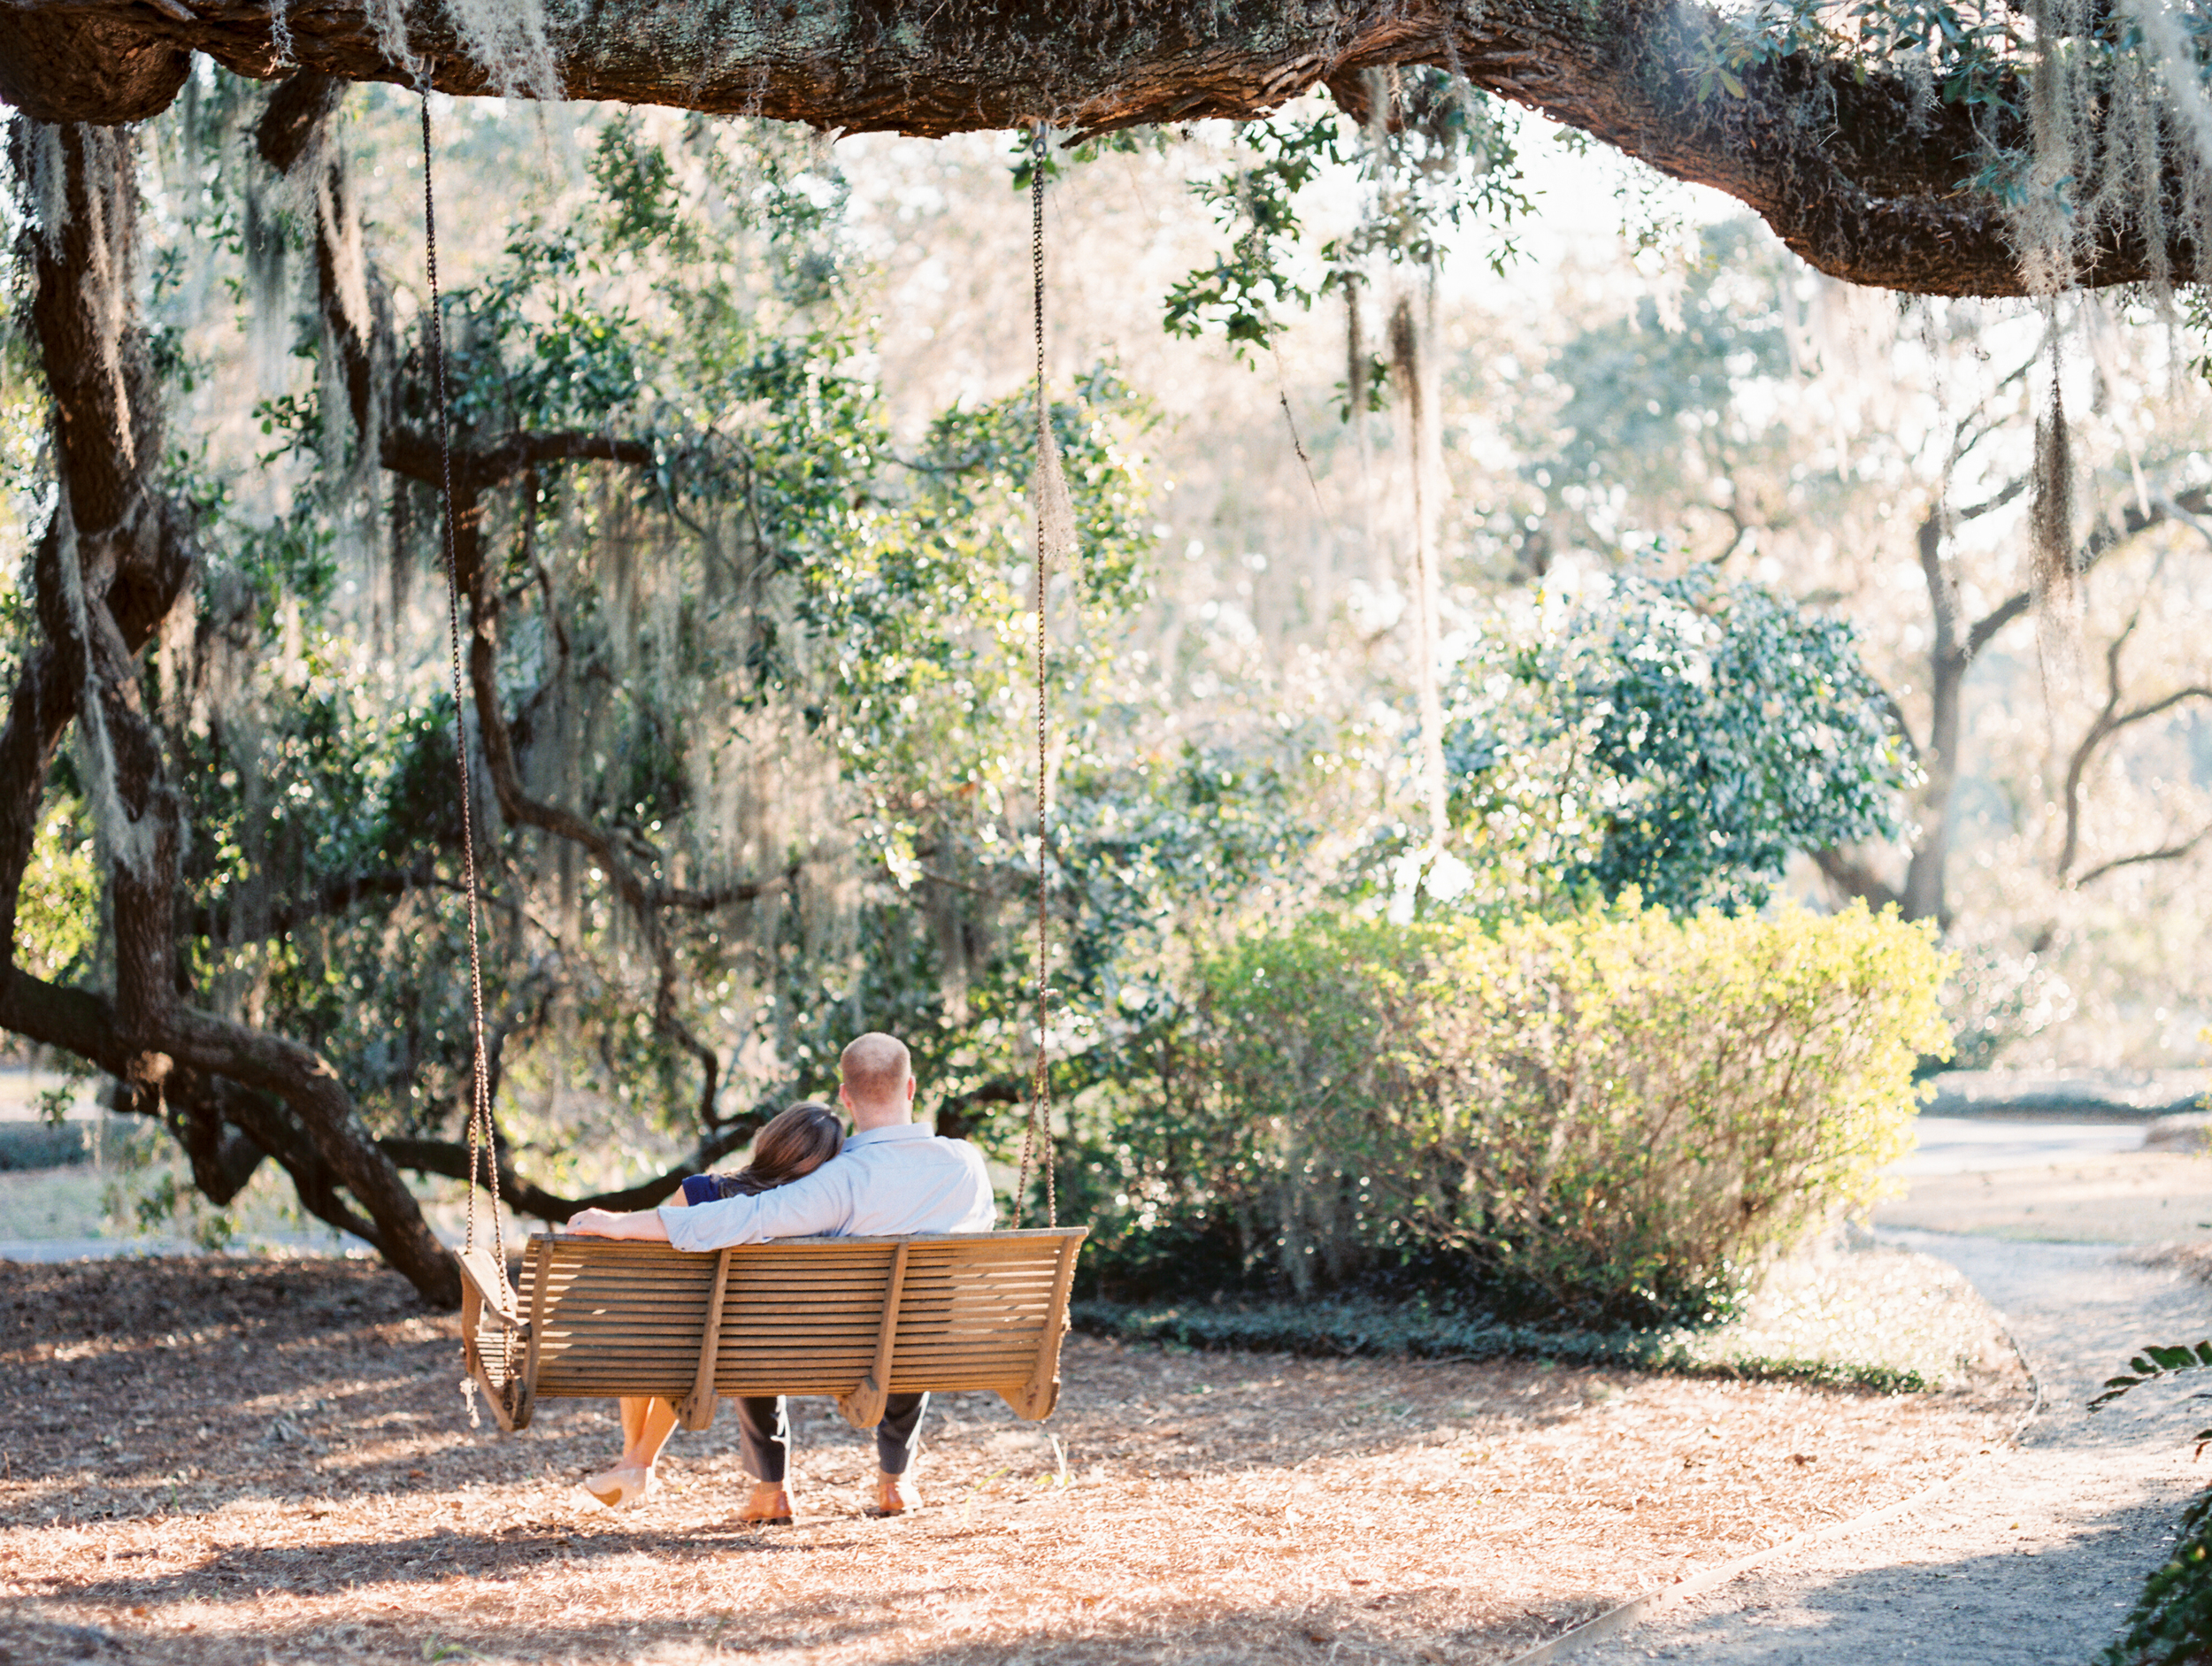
[2057,595,2212,886]
[5,0,2195,296]
[2073,826,2212,888]
[379,1118,761,1223]
[186,861,443,943]
[165,1068,392,1252]
[1962,487,2212,665]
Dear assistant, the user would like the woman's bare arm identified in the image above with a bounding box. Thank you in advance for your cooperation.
[566,1205,673,1241]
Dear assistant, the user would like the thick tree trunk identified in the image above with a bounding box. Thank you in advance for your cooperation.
[0,0,2192,296]
[1,118,460,1307]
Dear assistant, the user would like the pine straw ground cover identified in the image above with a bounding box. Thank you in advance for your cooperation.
[1,1256,2026,1666]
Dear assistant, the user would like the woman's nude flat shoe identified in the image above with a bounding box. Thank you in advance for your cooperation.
[580,1464,655,1510]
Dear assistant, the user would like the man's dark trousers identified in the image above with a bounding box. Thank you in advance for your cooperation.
[734,1393,926,1481]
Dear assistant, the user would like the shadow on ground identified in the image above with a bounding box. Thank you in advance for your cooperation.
[1632,1500,2170,1665]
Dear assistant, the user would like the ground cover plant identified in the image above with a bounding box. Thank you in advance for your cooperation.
[1076,1230,2007,1396]
[0,1255,2030,1666]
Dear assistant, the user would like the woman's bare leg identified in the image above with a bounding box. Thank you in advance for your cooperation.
[618,1396,680,1469]
[582,1398,678,1506]
[580,1192,688,1508]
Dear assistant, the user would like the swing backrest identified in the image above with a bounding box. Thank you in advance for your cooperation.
[457,1226,1086,1433]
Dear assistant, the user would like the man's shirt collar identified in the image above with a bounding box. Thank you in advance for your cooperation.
[847,1122,931,1147]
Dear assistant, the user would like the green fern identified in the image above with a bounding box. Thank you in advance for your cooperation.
[2091,1341,2212,1452]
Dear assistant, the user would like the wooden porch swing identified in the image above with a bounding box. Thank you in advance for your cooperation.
[419,105,1085,1439]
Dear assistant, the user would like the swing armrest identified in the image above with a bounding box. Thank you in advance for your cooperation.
[454,1248,523,1331]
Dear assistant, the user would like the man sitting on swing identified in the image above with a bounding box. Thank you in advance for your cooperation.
[566,1032,994,1523]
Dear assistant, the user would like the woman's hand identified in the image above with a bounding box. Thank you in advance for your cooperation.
[565,1207,670,1241]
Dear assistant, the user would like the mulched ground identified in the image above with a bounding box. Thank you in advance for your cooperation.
[1,1256,2029,1665]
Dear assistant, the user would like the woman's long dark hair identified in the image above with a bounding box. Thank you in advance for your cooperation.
[712,1102,844,1197]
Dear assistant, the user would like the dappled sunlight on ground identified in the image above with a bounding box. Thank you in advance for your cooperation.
[1,1258,2028,1664]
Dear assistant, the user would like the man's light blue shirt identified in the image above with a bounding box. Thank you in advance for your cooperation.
[658,1122,995,1252]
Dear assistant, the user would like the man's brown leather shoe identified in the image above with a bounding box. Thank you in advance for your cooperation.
[869,1471,921,1516]
[737,1481,793,1525]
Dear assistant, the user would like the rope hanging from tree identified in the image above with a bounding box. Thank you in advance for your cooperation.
[419,88,510,1308]
[1012,121,1056,1232]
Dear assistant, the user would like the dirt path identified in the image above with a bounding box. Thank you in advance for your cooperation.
[1571,1230,2209,1665]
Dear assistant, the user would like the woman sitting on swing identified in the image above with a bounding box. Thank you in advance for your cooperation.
[580,1099,845,1509]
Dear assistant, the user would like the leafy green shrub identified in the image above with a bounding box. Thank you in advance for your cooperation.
[0,1120,92,1171]
[1091,899,1947,1323]
[0,1117,134,1171]
[1436,565,1916,916]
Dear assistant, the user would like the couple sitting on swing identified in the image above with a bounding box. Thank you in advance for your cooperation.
[565,1031,994,1524]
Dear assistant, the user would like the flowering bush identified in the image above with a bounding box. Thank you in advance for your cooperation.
[1089,899,1949,1322]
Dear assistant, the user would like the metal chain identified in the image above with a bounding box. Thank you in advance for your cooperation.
[1013,120,1055,1232]
[420,89,509,1295]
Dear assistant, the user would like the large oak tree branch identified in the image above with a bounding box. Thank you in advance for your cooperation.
[186,861,442,942]
[381,427,657,495]
[4,0,2193,296]
[378,1120,761,1223]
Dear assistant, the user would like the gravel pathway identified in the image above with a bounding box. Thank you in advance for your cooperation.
[1572,1230,2209,1664]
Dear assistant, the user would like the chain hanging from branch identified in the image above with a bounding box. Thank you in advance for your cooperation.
[1014,120,1058,1233]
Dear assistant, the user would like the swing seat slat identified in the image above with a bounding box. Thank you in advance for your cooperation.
[457,1226,1085,1434]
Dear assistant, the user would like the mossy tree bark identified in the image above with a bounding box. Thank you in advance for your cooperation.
[0,0,2190,297]
[0,121,462,1307]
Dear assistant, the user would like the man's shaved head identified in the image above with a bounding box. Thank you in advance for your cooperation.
[839,1033,913,1117]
